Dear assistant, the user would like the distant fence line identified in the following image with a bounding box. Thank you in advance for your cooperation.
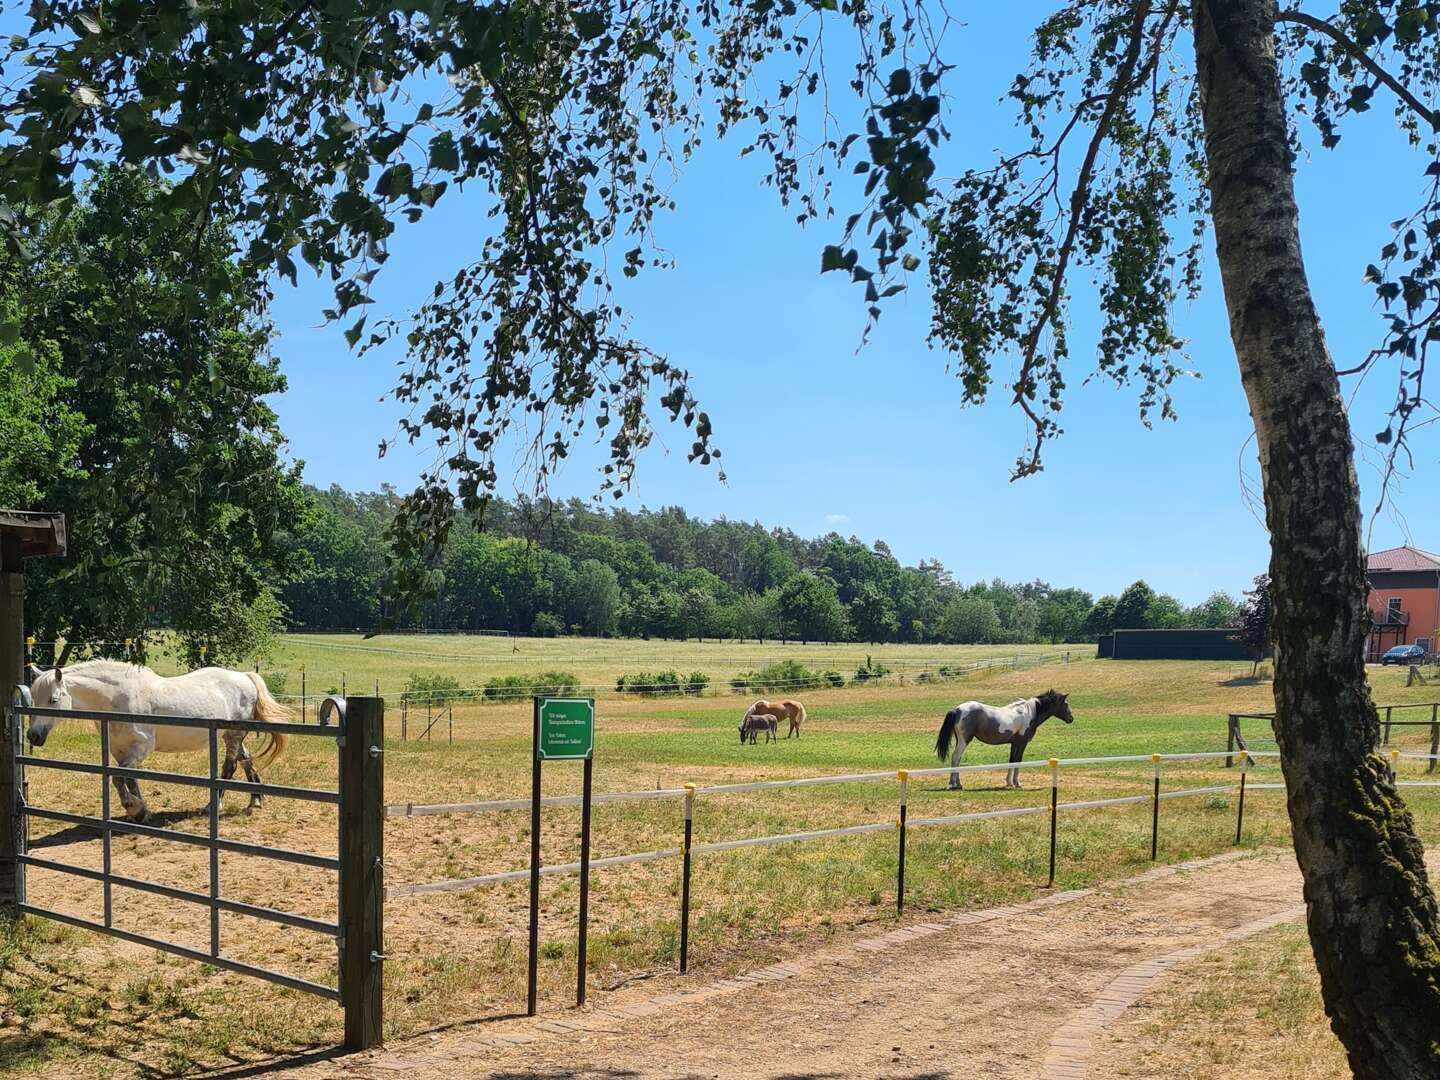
[269,651,1074,710]
[279,636,1078,668]
[1228,702,1440,769]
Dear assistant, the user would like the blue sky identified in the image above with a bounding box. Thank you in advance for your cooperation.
[265,9,1438,606]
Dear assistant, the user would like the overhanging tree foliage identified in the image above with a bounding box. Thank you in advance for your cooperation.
[5,0,1440,1069]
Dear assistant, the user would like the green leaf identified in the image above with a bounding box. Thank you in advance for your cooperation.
[428,132,459,173]
[374,163,414,198]
[574,9,606,39]
[820,245,846,272]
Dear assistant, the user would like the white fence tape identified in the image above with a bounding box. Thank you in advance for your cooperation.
[389,846,683,898]
[385,751,1256,818]
[387,781,1248,899]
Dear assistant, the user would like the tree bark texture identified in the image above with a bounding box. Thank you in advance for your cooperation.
[1193,0,1440,1073]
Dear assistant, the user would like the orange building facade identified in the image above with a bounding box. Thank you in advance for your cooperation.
[1366,546,1440,661]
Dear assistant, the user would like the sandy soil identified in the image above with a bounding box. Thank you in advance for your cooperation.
[219,850,1305,1080]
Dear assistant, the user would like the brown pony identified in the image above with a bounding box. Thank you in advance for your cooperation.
[744,699,807,739]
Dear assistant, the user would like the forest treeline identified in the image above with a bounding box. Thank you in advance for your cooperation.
[283,485,1244,645]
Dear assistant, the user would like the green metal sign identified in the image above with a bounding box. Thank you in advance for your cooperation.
[536,697,595,760]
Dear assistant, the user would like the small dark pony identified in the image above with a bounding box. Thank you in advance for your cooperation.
[740,714,778,744]
[934,689,1074,790]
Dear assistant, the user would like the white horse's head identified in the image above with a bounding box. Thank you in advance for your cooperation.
[25,667,72,747]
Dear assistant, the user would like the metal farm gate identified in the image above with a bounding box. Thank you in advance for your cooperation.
[0,692,385,1050]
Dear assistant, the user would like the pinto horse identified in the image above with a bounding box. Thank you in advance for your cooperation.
[24,660,292,822]
[934,689,1074,790]
[743,699,806,739]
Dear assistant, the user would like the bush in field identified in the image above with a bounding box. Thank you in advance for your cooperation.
[853,655,891,684]
[262,671,289,696]
[531,611,565,637]
[730,659,825,694]
[404,671,476,705]
[823,669,845,688]
[617,670,680,696]
[616,669,712,696]
[483,670,581,701]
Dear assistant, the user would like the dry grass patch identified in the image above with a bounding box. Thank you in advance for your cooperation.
[1090,921,1347,1080]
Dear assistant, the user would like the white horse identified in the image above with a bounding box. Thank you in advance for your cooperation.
[934,689,1074,790]
[24,659,292,822]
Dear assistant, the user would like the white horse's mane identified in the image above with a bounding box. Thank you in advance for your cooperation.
[59,658,152,677]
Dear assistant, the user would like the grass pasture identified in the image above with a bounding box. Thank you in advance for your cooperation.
[3,650,1438,1077]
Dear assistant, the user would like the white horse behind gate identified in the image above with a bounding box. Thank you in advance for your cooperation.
[23,659,291,822]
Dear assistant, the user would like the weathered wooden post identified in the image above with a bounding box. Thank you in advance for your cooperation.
[0,511,65,921]
[1429,704,1438,774]
[337,696,385,1050]
[1226,714,1237,768]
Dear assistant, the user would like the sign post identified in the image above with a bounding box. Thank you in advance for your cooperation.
[526,697,595,1015]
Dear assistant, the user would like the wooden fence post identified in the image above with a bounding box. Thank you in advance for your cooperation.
[1430,704,1438,775]
[339,697,385,1051]
[1226,715,1236,768]
[0,561,24,919]
[1235,751,1249,845]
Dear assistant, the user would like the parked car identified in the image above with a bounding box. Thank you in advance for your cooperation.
[1381,643,1427,665]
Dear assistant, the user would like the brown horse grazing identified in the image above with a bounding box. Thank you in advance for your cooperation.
[740,714,777,744]
[744,699,806,739]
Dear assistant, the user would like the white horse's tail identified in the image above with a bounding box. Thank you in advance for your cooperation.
[246,672,291,768]
[792,701,806,727]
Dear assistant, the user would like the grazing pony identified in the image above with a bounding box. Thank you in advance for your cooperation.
[739,714,778,744]
[744,699,806,739]
[934,690,1074,790]
[24,660,292,822]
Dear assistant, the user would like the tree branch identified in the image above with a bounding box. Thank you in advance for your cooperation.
[1011,0,1177,477]
[1276,9,1440,131]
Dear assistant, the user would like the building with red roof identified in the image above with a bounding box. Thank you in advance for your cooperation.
[1366,546,1440,661]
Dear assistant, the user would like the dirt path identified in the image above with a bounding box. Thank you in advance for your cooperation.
[247,850,1304,1080]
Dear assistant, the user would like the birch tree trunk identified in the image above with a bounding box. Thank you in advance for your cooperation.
[1193,0,1440,1072]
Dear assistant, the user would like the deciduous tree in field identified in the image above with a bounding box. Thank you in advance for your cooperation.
[1231,574,1274,677]
[5,0,1440,1069]
[1,169,304,665]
